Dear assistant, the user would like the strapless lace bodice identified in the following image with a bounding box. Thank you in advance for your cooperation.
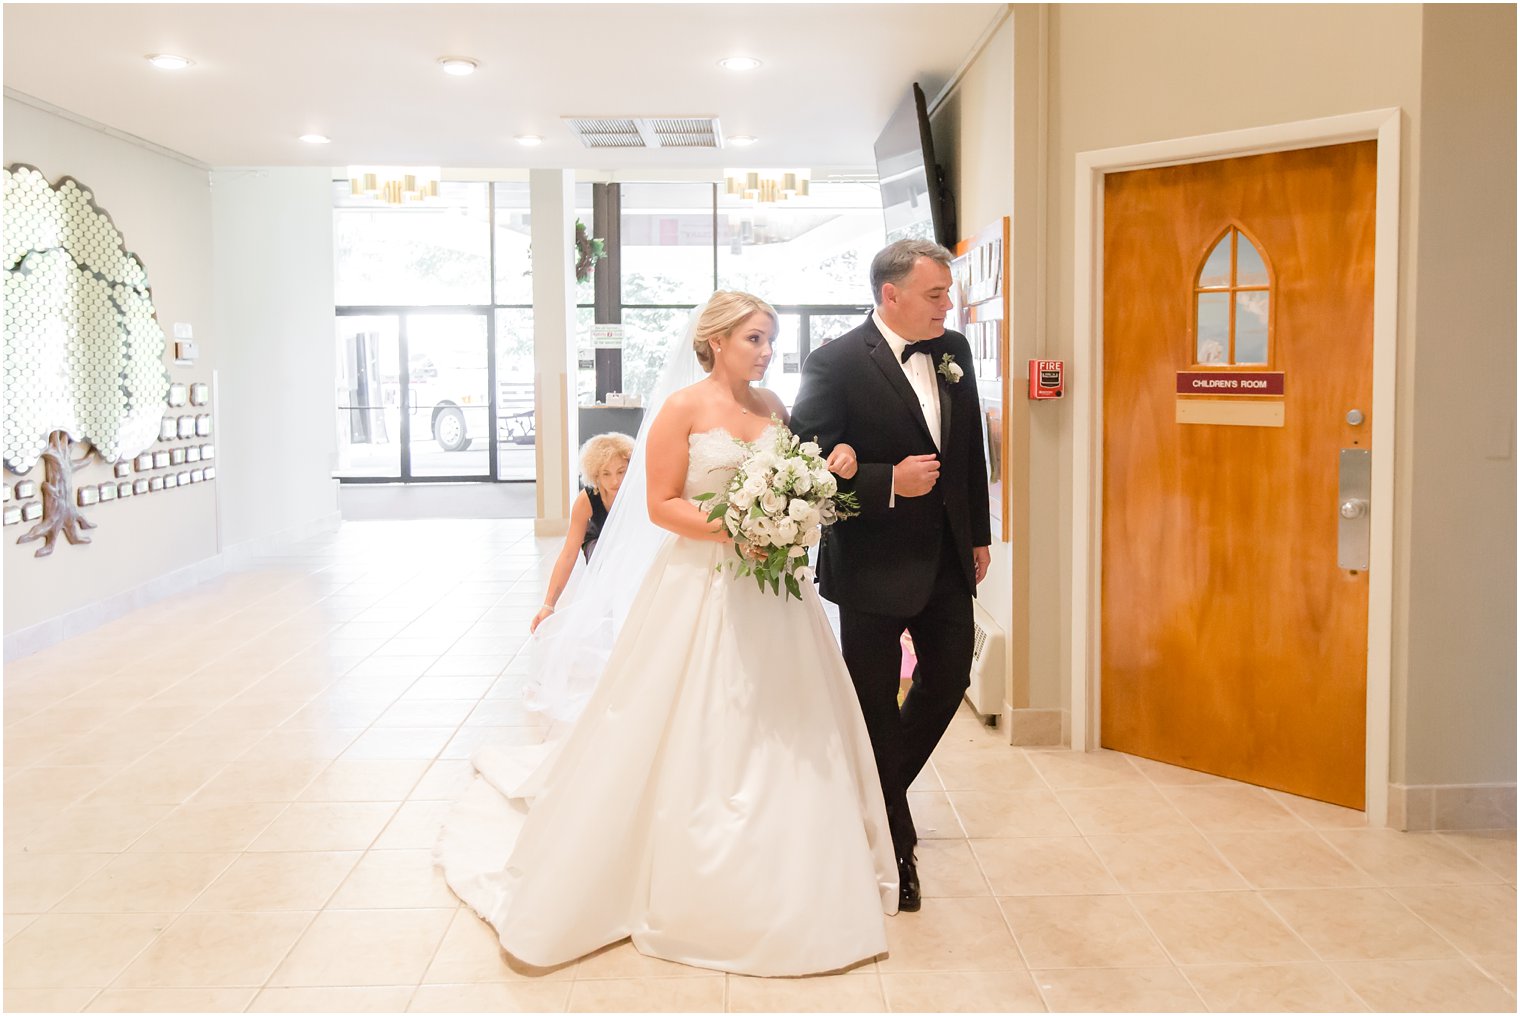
[685,426,775,500]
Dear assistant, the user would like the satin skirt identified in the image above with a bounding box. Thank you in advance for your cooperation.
[436,535,898,977]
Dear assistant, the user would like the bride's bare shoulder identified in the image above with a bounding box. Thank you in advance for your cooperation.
[651,383,711,423]
[648,384,707,437]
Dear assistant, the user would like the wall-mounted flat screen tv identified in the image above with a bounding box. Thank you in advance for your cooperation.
[874,82,953,247]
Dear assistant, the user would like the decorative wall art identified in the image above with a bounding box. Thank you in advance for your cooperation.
[189,383,208,406]
[152,451,169,469]
[176,416,195,439]
[185,447,200,463]
[159,417,177,441]
[117,482,133,498]
[4,506,20,525]
[200,444,214,459]
[114,461,131,478]
[21,502,42,522]
[15,480,35,499]
[169,448,186,466]
[5,165,171,556]
[132,478,149,495]
[194,414,211,437]
[76,485,99,507]
[203,466,215,481]
[97,483,116,502]
[167,383,188,407]
[135,452,152,471]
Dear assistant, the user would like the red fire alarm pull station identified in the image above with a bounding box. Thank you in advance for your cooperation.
[1028,359,1064,399]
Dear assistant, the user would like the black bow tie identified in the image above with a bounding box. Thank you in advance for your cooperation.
[900,339,941,363]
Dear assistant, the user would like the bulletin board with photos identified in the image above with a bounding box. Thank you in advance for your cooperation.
[950,216,1011,542]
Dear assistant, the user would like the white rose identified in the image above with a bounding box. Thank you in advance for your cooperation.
[800,507,821,529]
[799,440,822,458]
[730,487,754,511]
[773,517,798,545]
[787,498,811,521]
[760,489,787,514]
[751,450,779,473]
[741,473,766,497]
[803,525,822,547]
[793,470,812,494]
[788,544,807,558]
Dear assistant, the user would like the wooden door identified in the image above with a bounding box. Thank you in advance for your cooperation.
[1100,142,1376,809]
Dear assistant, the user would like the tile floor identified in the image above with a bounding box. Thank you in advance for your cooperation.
[3,519,1514,1013]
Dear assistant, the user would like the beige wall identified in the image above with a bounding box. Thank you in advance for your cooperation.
[929,13,1024,713]
[1402,4,1516,786]
[937,4,1515,788]
[3,98,219,637]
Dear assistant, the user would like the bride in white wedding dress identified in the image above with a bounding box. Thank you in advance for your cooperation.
[436,292,897,977]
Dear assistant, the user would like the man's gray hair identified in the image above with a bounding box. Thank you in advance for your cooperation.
[870,238,953,304]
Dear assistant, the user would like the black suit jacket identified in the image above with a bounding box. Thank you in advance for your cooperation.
[790,315,992,617]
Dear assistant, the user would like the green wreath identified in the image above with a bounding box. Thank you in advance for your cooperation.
[574,219,607,283]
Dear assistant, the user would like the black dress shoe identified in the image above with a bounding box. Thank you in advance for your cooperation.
[897,855,921,912]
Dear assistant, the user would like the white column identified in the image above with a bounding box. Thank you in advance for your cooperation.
[529,169,578,536]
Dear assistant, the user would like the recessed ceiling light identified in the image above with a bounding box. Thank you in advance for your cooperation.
[515,135,544,147]
[146,54,193,71]
[727,135,758,147]
[299,134,331,145]
[439,57,479,76]
[719,57,762,71]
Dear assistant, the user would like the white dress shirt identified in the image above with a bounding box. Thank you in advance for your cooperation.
[874,311,941,508]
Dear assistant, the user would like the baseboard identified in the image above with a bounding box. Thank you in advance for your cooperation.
[3,511,342,662]
[1388,781,1517,831]
[4,552,227,662]
[1005,706,1067,746]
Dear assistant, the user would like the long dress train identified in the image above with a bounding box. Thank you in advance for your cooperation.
[436,426,897,977]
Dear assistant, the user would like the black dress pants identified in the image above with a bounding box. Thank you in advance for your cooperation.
[837,529,974,858]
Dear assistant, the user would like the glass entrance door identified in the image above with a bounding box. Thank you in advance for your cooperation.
[336,310,499,482]
[406,312,491,479]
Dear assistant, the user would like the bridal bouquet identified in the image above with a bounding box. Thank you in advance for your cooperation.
[694,421,859,600]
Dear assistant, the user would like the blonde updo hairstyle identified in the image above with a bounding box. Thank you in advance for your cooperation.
[692,291,778,372]
[579,432,635,492]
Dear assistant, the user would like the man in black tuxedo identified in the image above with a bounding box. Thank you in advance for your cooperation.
[790,238,992,913]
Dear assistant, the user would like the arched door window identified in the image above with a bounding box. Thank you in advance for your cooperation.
[1194,226,1272,365]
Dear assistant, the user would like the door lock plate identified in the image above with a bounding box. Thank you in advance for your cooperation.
[1338,449,1371,570]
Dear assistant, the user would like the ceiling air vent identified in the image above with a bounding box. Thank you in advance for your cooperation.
[563,116,723,149]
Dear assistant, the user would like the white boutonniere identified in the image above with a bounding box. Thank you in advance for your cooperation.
[937,353,964,384]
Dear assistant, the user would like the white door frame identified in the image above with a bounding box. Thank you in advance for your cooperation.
[1069,109,1402,827]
